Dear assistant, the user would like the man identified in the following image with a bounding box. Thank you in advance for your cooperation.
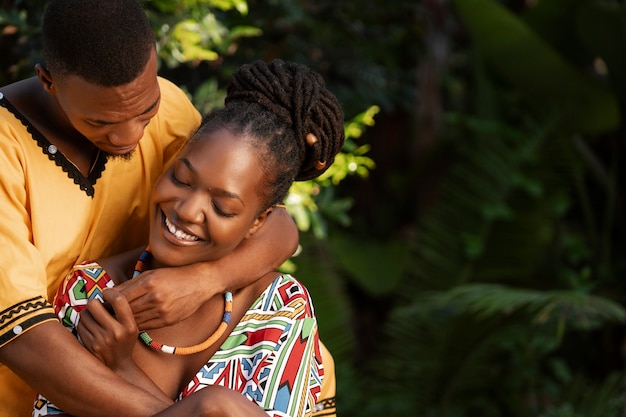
[0,1,297,416]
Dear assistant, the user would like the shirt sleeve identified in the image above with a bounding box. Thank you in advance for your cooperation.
[0,119,56,348]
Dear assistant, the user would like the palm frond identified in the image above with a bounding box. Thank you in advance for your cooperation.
[364,112,617,416]
[428,283,626,330]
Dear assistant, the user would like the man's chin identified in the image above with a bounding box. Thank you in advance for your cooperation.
[104,149,136,161]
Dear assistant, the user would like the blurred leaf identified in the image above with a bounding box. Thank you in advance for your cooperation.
[453,0,620,134]
[170,17,222,62]
[151,1,260,67]
[191,78,227,115]
[328,235,409,296]
[344,105,380,139]
[208,0,248,14]
[148,0,247,14]
[228,25,262,38]
[430,283,626,330]
[521,0,592,66]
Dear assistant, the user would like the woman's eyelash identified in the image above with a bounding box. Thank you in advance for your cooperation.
[213,203,235,218]
[170,171,188,186]
[170,170,235,218]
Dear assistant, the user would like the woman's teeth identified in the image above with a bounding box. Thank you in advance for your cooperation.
[164,216,199,241]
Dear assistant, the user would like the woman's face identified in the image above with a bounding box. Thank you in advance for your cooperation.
[148,127,269,268]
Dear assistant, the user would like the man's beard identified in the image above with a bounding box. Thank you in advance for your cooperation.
[104,149,136,161]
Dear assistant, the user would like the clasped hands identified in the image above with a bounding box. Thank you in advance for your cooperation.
[77,264,213,368]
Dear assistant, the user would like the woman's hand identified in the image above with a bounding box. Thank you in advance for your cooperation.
[77,288,139,372]
[76,290,174,405]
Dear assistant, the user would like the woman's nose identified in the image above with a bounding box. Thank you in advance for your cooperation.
[176,193,206,224]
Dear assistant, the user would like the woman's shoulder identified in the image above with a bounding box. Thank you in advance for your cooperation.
[252,274,315,318]
[56,260,115,307]
[54,260,115,328]
[68,260,111,284]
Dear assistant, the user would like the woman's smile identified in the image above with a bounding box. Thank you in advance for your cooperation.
[149,128,269,267]
[162,212,202,244]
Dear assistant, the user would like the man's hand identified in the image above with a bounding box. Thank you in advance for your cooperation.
[116,263,215,330]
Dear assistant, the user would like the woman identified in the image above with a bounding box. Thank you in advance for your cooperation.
[33,59,344,417]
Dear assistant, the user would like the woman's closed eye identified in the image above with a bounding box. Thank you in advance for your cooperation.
[212,201,236,218]
[170,170,191,187]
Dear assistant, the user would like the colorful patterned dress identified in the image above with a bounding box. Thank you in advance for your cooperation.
[33,262,323,417]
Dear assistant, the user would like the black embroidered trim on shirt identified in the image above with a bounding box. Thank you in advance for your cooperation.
[0,95,107,198]
[312,397,337,416]
[0,296,56,346]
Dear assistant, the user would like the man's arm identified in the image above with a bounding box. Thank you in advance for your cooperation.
[0,321,172,417]
[118,207,298,329]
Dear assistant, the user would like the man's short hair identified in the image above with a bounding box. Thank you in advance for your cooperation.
[42,0,155,86]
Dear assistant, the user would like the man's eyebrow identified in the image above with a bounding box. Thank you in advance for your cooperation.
[181,158,244,205]
[86,96,161,125]
[140,96,161,116]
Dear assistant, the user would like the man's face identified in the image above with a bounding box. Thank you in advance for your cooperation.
[52,49,161,156]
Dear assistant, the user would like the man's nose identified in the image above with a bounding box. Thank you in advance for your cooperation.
[107,120,146,148]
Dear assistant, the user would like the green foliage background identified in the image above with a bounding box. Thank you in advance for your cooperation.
[2,0,626,415]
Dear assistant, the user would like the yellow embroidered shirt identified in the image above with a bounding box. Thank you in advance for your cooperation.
[0,76,201,417]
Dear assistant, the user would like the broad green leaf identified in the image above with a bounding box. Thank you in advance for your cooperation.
[522,0,592,66]
[328,235,409,296]
[453,0,620,134]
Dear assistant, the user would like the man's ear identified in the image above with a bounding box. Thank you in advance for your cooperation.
[246,208,272,239]
[35,64,56,94]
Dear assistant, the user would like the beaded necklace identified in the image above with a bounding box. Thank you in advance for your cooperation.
[133,248,233,355]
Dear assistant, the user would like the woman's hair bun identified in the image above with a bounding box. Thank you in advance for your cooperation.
[226,59,345,180]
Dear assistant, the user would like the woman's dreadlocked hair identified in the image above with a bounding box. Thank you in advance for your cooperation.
[226,59,345,182]
[192,59,345,209]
